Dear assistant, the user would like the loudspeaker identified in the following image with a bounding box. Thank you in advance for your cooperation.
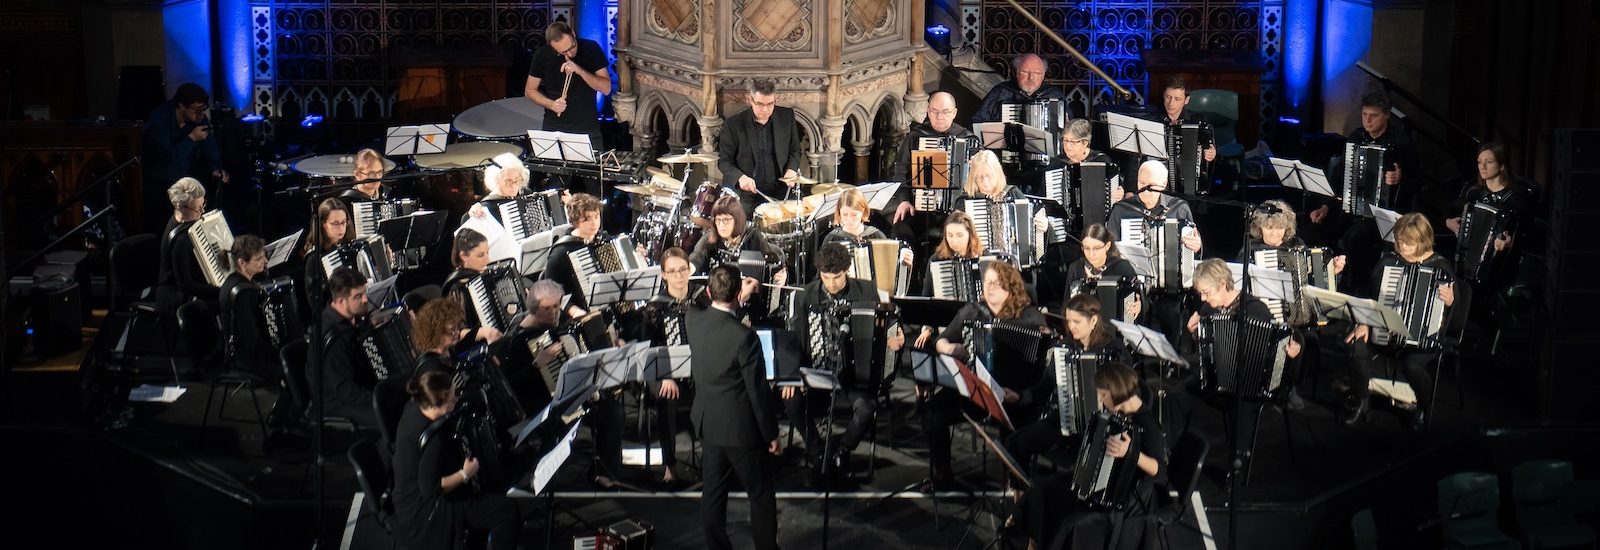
[29,269,82,358]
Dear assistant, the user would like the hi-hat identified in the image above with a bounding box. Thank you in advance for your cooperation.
[809,182,855,196]
[657,152,719,164]
[781,173,818,186]
[616,184,679,198]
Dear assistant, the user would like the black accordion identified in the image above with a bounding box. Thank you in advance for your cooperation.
[1120,217,1197,291]
[257,277,303,349]
[1046,161,1116,233]
[321,237,393,282]
[1374,263,1450,349]
[351,198,418,239]
[465,262,529,333]
[1197,312,1292,399]
[929,258,984,302]
[444,346,525,490]
[1165,123,1209,195]
[358,307,416,382]
[1251,246,1337,326]
[1049,347,1101,437]
[999,99,1067,163]
[1456,201,1511,284]
[1341,142,1388,216]
[1070,276,1141,323]
[527,312,615,396]
[803,303,890,388]
[1070,410,1143,510]
[494,191,567,240]
[961,318,1045,369]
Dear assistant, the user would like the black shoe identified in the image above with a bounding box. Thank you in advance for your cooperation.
[1408,410,1428,432]
[1341,397,1369,426]
[1285,389,1306,411]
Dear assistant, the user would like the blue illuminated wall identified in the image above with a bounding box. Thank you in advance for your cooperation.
[162,0,212,100]
[1282,0,1318,115]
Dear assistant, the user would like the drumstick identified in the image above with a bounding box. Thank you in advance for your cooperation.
[559,70,574,102]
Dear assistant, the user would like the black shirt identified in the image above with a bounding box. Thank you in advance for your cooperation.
[220,272,276,376]
[528,38,609,132]
[1106,194,1197,242]
[391,405,460,547]
[687,227,787,276]
[751,120,778,192]
[974,81,1070,124]
[1344,126,1417,212]
[317,305,374,411]
[939,303,1048,397]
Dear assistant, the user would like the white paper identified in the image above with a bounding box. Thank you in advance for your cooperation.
[265,229,304,269]
[128,384,186,403]
[1105,112,1168,159]
[457,215,519,264]
[532,419,582,495]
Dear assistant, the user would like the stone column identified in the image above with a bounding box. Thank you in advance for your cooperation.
[850,138,874,183]
[698,114,723,180]
[816,114,848,183]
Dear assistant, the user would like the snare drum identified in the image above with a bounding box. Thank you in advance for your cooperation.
[753,197,821,235]
[690,183,735,227]
[413,141,525,219]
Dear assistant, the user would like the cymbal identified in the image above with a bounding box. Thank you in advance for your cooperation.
[657,152,719,164]
[616,184,679,198]
[781,173,818,185]
[809,182,855,196]
[645,166,673,179]
[650,172,685,189]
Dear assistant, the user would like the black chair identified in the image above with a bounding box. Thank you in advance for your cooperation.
[1157,432,1211,550]
[181,301,271,449]
[280,337,358,431]
[347,436,398,543]
[1428,281,1473,431]
[108,234,180,382]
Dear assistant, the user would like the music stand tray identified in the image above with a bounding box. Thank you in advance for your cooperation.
[583,267,662,308]
[1109,319,1188,366]
[1302,286,1411,339]
[892,297,967,329]
[1370,206,1402,242]
[641,345,692,381]
[856,181,902,211]
[384,124,450,156]
[527,130,596,163]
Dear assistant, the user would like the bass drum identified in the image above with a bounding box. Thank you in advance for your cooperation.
[413,141,525,220]
[633,211,702,260]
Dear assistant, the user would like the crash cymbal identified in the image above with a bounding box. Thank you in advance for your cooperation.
[616,184,679,198]
[650,172,685,189]
[657,152,720,164]
[809,182,855,196]
[645,166,673,179]
[781,173,818,186]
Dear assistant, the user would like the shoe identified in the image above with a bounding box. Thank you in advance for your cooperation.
[1286,389,1306,411]
[1341,397,1368,426]
[1408,410,1427,432]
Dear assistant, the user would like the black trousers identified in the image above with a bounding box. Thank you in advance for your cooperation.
[1348,341,1437,412]
[1020,473,1114,549]
[450,492,521,550]
[700,443,779,550]
[589,392,625,479]
[647,379,692,467]
[782,388,876,455]
[1004,412,1082,472]
[922,387,1030,469]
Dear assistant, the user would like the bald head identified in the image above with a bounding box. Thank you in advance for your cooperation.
[927,92,956,133]
[1014,54,1046,94]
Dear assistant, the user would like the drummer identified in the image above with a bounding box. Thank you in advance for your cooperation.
[717,78,805,218]
[688,195,788,286]
[525,21,611,197]
[820,188,914,265]
[341,148,390,203]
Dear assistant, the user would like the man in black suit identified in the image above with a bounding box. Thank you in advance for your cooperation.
[690,265,780,550]
[717,78,804,217]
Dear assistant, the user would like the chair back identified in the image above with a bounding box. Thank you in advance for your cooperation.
[1351,508,1379,550]
[1186,89,1240,148]
[374,379,410,455]
[280,337,310,422]
[1446,280,1473,337]
[1167,431,1210,510]
[176,301,220,375]
[347,436,394,530]
[1512,459,1573,506]
[1438,471,1502,518]
[110,234,160,308]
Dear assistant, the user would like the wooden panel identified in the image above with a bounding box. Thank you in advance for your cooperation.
[0,122,143,250]
[1144,49,1267,145]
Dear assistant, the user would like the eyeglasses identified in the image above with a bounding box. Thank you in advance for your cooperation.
[1066,138,1090,146]
[714,216,735,224]
[327,219,348,227]
[1083,242,1110,253]
[1195,285,1222,299]
[183,103,208,114]
[354,170,382,178]
[928,109,956,117]
[556,42,578,57]
[663,266,691,275]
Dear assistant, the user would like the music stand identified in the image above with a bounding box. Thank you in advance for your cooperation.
[1117,242,1158,281]
[264,229,303,269]
[973,122,1052,159]
[365,274,400,307]
[530,419,583,495]
[892,297,967,330]
[1108,319,1188,367]
[640,345,692,382]
[910,150,953,189]
[379,210,447,270]
[1244,265,1296,302]
[1270,157,1337,198]
[758,329,804,383]
[908,350,966,393]
[1301,286,1411,340]
[1104,112,1169,159]
[383,124,449,156]
[856,181,902,211]
[527,130,596,163]
[1370,205,1402,243]
[583,267,662,308]
[517,228,563,276]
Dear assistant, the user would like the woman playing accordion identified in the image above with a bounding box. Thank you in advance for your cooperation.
[1004,293,1129,472]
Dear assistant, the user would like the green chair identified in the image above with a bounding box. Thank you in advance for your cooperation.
[1512,460,1596,549]
[1185,89,1246,187]
[1352,508,1379,550]
[1438,471,1522,549]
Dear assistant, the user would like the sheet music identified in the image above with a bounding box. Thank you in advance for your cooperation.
[128,384,186,403]
[365,274,399,307]
[1104,112,1169,159]
[1270,157,1337,198]
[643,345,692,381]
[1246,264,1296,302]
[383,123,449,156]
[264,229,303,269]
[527,130,596,162]
[968,357,1012,429]
[532,419,582,495]
[1371,206,1402,243]
[856,181,903,211]
[1117,242,1157,279]
[1109,319,1188,365]
[518,228,562,276]
[458,215,520,264]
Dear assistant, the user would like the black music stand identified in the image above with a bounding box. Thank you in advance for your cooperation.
[582,267,662,309]
[527,130,596,163]
[758,328,805,383]
[891,296,967,330]
[1104,112,1169,159]
[516,417,607,550]
[379,210,447,270]
[974,122,1052,163]
[797,366,845,550]
[911,150,955,190]
[382,123,449,157]
[517,228,563,276]
[959,411,1033,550]
[636,344,691,474]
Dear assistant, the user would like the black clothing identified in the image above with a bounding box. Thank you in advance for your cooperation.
[973,80,1070,124]
[751,121,779,193]
[687,227,787,275]
[1064,256,1140,289]
[926,303,1048,470]
[141,102,222,231]
[1346,127,1417,213]
[1346,252,1454,415]
[1003,332,1129,469]
[890,121,975,209]
[528,38,608,133]
[219,272,276,377]
[717,106,804,216]
[157,217,218,313]
[391,405,521,550]
[314,305,378,428]
[786,278,883,453]
[689,305,779,550]
[542,234,595,310]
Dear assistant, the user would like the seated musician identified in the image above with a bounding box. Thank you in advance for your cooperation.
[1064,224,1143,322]
[717,78,804,217]
[391,369,522,550]
[973,54,1069,124]
[909,211,986,348]
[888,91,972,226]
[1444,142,1534,292]
[630,247,704,484]
[542,192,605,317]
[1185,259,1303,469]
[1340,213,1454,430]
[1015,362,1166,549]
[1056,118,1126,201]
[313,267,379,429]
[156,177,220,314]
[301,198,354,309]
[1109,160,1203,345]
[478,152,530,204]
[1306,92,1417,288]
[821,188,914,266]
[410,297,515,380]
[1004,293,1129,471]
[926,261,1047,483]
[1036,119,1127,307]
[688,195,789,284]
[958,150,1026,203]
[1239,200,1348,270]
[783,242,887,485]
[435,229,506,349]
[219,234,295,433]
[341,148,389,204]
[1155,77,1218,163]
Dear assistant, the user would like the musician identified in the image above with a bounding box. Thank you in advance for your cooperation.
[632,247,706,485]
[821,189,916,271]
[717,78,805,217]
[784,242,885,484]
[1444,142,1534,290]
[314,267,379,429]
[1307,92,1417,256]
[1155,77,1218,163]
[301,198,354,309]
[889,91,972,221]
[1016,362,1167,549]
[1062,224,1145,326]
[959,150,1026,203]
[1108,160,1201,249]
[688,195,789,284]
[926,261,1047,482]
[141,83,228,232]
[1054,118,1125,200]
[155,177,220,314]
[1341,213,1454,431]
[541,192,605,316]
[1004,293,1128,471]
[973,54,1069,124]
[391,369,522,550]
[524,21,612,152]
[219,235,295,432]
[690,265,781,550]
[341,148,390,204]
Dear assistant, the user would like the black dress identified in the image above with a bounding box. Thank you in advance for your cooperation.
[391,405,521,550]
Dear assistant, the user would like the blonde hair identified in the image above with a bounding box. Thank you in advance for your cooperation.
[167,177,205,208]
[1192,258,1234,291]
[1248,200,1297,242]
[1393,212,1434,255]
[834,189,870,224]
[964,150,1008,198]
[483,152,529,196]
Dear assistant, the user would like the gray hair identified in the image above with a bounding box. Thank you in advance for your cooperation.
[1066,119,1092,140]
[1137,160,1168,185]
[750,78,776,96]
[529,279,564,304]
[1193,258,1234,291]
[168,177,205,208]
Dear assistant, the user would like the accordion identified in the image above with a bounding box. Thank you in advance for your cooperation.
[447,347,523,490]
[358,307,416,382]
[961,318,1045,368]
[644,299,690,347]
[568,235,645,304]
[999,99,1066,163]
[187,210,235,287]
[528,313,614,396]
[1165,123,1208,196]
[1070,410,1143,510]
[930,258,986,302]
[1341,142,1388,216]
[1196,312,1292,399]
[963,198,1039,267]
[257,277,303,349]
[465,263,529,333]
[1049,347,1101,437]
[1121,217,1197,291]
[912,136,975,211]
[1070,276,1141,323]
[351,198,418,239]
[1373,263,1450,349]
[1046,161,1117,233]
[321,237,393,282]
[1251,246,1337,326]
[1457,201,1511,284]
[846,239,911,297]
[495,191,568,240]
